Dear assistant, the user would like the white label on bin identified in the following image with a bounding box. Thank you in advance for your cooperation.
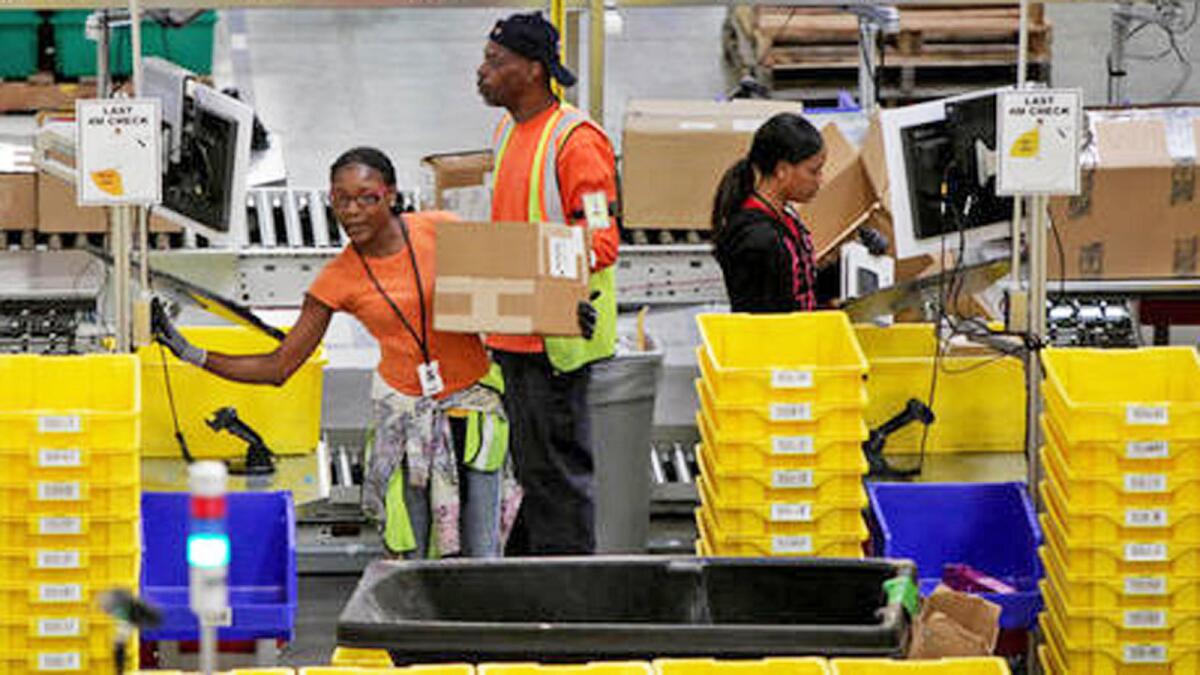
[36,482,80,501]
[37,617,81,638]
[1127,405,1169,426]
[1125,610,1168,628]
[1123,644,1168,664]
[38,584,82,603]
[1125,543,1169,562]
[771,469,814,489]
[37,652,82,671]
[769,403,812,422]
[770,369,814,389]
[37,449,82,468]
[770,503,814,522]
[1126,508,1169,528]
[1128,441,1170,460]
[37,416,81,434]
[1124,473,1169,493]
[38,517,82,536]
[1125,576,1169,595]
[771,535,814,554]
[771,435,815,455]
[35,550,81,569]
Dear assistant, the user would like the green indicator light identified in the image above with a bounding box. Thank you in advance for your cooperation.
[187,533,230,568]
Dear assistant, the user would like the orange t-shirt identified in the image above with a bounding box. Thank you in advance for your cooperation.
[486,103,620,354]
[307,211,488,398]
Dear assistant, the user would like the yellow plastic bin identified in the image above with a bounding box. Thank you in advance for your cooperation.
[0,447,139,485]
[698,475,866,537]
[1041,507,1200,578]
[1043,442,1200,510]
[1042,347,1200,444]
[1043,578,1200,644]
[698,443,866,505]
[696,379,866,442]
[1040,477,1200,546]
[302,662,470,667]
[0,354,141,450]
[0,614,122,658]
[0,514,139,550]
[1043,413,1200,476]
[1,642,123,673]
[696,312,867,407]
[0,480,139,517]
[697,410,865,472]
[854,323,1025,454]
[654,657,830,675]
[328,646,397,667]
[830,658,1010,674]
[1040,609,1200,674]
[0,546,138,586]
[479,663,653,675]
[138,326,326,457]
[695,508,866,558]
[1040,542,1200,611]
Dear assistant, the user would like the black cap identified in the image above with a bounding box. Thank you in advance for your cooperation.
[489,12,577,88]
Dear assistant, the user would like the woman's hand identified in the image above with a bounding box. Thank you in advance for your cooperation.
[151,298,207,367]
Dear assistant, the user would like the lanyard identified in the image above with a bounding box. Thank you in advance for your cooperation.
[354,216,431,364]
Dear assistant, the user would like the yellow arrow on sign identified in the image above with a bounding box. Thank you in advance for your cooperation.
[1010,126,1040,159]
[91,168,124,196]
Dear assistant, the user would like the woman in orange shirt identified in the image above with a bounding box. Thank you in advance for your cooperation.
[153,147,519,558]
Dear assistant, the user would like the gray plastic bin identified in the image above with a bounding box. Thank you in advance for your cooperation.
[337,555,915,663]
[589,335,663,552]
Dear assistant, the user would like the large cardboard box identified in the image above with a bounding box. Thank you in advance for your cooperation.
[622,99,803,231]
[1049,114,1200,280]
[621,99,877,256]
[38,172,108,233]
[0,173,36,230]
[419,150,493,221]
[434,221,588,336]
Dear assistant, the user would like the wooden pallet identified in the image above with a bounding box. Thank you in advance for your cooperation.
[733,4,1052,70]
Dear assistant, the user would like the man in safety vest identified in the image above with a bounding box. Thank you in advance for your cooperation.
[477,11,619,554]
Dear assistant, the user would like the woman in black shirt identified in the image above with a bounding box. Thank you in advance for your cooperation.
[711,113,826,313]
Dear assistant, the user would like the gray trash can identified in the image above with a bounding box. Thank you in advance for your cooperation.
[589,333,663,553]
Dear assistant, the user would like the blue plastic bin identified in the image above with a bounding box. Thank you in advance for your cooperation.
[140,491,297,641]
[867,482,1042,630]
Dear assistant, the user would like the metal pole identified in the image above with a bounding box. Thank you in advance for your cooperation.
[1025,195,1049,489]
[199,623,218,675]
[565,9,582,107]
[588,0,605,123]
[96,11,111,98]
[111,206,131,351]
[1109,0,1131,104]
[856,16,879,115]
[1010,0,1029,289]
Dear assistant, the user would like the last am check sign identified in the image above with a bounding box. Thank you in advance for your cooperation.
[75,98,162,206]
[996,89,1082,196]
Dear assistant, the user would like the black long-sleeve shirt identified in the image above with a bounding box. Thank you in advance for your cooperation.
[714,198,817,313]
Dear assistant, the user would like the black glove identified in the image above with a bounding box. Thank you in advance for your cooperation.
[577,290,600,340]
[858,226,890,256]
[151,298,207,367]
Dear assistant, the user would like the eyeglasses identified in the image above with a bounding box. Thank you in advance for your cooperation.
[331,191,387,210]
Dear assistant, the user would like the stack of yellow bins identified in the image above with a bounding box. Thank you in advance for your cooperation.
[1039,347,1200,673]
[0,355,141,675]
[694,312,869,558]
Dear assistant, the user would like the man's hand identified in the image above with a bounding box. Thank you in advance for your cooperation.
[858,226,890,257]
[151,298,207,367]
[577,290,600,340]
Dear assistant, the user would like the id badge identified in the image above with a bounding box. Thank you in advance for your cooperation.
[417,360,445,398]
[583,191,610,229]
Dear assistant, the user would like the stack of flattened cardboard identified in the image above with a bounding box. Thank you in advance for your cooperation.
[621,99,876,260]
[1049,109,1200,280]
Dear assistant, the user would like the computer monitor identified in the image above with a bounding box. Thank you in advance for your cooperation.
[880,87,1014,260]
[144,57,253,245]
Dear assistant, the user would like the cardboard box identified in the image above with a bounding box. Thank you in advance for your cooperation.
[908,584,1001,660]
[1048,114,1200,280]
[434,221,588,336]
[622,99,877,256]
[419,150,493,221]
[0,173,36,230]
[37,171,108,233]
[621,99,804,231]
